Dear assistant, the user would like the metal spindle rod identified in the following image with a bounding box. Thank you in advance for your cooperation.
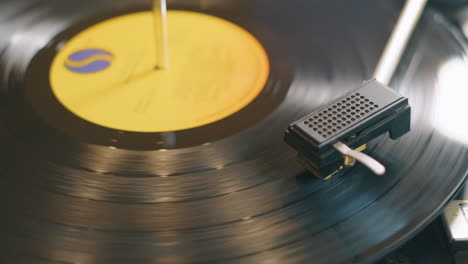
[153,0,170,70]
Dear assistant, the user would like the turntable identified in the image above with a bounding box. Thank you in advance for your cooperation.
[2,0,467,263]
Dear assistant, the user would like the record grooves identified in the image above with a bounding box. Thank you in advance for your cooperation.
[2,0,468,263]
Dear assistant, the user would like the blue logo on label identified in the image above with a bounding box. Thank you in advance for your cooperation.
[65,49,113,74]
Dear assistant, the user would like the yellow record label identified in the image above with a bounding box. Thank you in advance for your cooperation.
[50,11,270,132]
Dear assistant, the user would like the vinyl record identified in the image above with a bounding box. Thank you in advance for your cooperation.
[2,0,468,263]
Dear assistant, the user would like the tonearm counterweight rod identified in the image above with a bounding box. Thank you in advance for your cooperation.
[373,0,428,86]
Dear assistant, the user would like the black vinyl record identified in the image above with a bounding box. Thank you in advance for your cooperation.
[2,0,468,263]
